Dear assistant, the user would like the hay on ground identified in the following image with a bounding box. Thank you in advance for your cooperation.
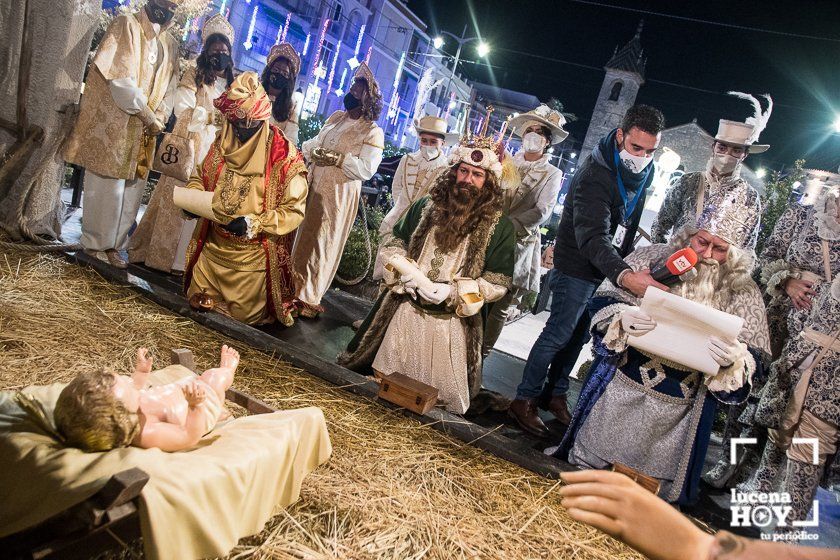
[0,250,642,559]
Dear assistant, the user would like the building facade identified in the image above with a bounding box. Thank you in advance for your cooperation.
[165,0,475,148]
[579,22,645,160]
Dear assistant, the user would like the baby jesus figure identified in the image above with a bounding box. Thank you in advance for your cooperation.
[54,345,240,452]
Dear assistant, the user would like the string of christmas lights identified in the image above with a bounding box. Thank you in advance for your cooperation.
[335,68,348,96]
[243,4,259,50]
[279,12,291,44]
[309,18,330,81]
[326,40,342,96]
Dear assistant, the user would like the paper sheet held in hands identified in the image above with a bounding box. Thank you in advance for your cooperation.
[628,287,743,376]
[386,255,436,293]
[172,187,215,221]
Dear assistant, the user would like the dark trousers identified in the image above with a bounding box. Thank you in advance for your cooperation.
[517,271,597,400]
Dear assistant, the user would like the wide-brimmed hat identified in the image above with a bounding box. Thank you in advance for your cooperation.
[266,43,301,77]
[414,116,459,146]
[202,14,234,44]
[509,104,569,145]
[714,92,773,154]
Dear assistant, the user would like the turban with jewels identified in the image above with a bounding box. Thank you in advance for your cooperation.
[213,72,272,126]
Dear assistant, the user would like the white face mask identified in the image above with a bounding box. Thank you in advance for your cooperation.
[522,131,546,154]
[420,145,440,161]
[710,153,740,175]
[618,149,653,174]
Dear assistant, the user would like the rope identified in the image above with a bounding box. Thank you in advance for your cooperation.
[334,198,373,286]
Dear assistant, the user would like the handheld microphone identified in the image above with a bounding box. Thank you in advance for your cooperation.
[651,247,699,286]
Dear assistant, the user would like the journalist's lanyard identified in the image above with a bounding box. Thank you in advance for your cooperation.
[613,149,646,225]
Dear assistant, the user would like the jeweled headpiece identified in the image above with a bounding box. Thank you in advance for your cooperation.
[449,134,503,179]
[695,186,761,249]
[352,62,381,100]
[266,42,301,77]
[202,14,234,44]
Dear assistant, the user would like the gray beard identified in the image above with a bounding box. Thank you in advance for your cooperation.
[671,259,722,308]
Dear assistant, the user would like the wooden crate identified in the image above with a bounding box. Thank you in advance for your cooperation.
[612,462,662,495]
[377,372,438,415]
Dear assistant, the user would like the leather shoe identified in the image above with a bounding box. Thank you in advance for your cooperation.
[104,249,128,269]
[508,398,551,438]
[543,394,572,425]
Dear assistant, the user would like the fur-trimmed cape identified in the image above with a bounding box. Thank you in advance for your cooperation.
[337,197,515,399]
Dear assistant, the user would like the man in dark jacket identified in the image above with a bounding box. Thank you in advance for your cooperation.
[509,105,669,437]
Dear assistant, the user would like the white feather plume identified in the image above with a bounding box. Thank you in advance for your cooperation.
[727,91,773,144]
[407,68,443,136]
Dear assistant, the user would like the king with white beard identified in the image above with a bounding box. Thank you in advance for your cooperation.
[553,196,772,506]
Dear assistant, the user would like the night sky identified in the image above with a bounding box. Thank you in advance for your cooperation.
[406,0,840,173]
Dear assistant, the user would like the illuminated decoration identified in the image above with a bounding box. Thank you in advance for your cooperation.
[334,68,348,96]
[346,24,366,69]
[387,92,400,123]
[365,45,372,64]
[326,40,342,96]
[443,91,456,121]
[354,24,366,56]
[302,83,323,120]
[392,51,405,89]
[309,18,330,81]
[183,18,192,40]
[242,4,259,51]
[302,33,311,56]
[218,0,226,14]
[314,64,327,80]
[278,12,291,44]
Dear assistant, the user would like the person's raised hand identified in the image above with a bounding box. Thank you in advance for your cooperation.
[182,382,206,409]
[559,469,714,560]
[620,306,656,336]
[784,277,817,311]
[620,269,669,298]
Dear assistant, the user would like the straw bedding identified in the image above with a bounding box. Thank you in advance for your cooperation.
[0,250,642,559]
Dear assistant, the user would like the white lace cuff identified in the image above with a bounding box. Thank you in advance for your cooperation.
[704,341,753,394]
[761,259,796,298]
[243,215,261,240]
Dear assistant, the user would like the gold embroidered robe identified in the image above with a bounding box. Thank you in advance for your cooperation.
[63,10,179,180]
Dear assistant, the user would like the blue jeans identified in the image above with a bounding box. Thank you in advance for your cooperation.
[517,271,598,399]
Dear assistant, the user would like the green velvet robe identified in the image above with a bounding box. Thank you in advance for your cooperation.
[338,196,515,398]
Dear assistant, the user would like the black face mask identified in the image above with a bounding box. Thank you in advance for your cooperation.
[209,53,231,72]
[269,73,291,91]
[146,3,175,25]
[233,123,262,144]
[343,92,361,111]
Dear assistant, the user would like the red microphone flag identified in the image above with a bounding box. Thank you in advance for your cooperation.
[666,247,699,275]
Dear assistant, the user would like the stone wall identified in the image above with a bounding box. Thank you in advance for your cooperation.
[0,0,100,240]
[580,68,642,160]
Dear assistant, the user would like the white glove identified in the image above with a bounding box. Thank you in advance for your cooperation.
[620,306,656,336]
[400,274,418,299]
[708,336,745,367]
[417,281,452,305]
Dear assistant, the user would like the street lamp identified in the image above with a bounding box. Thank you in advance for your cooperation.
[833,115,840,133]
[436,25,490,123]
[756,167,767,179]
[432,36,444,49]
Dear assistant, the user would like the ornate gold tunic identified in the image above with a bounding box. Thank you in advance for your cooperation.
[63,10,178,180]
